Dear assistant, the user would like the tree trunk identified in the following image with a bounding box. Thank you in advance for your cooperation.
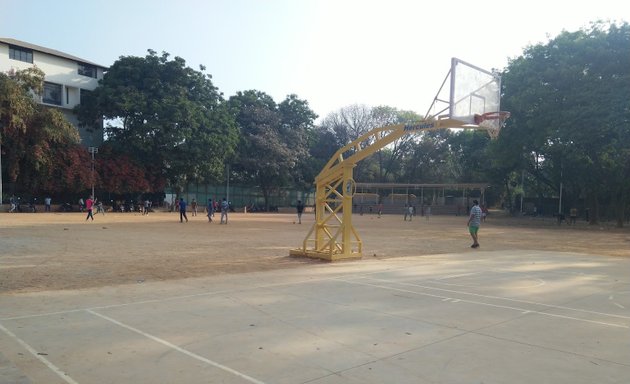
[376,150,384,182]
[537,192,544,216]
[504,179,514,214]
[588,192,599,225]
[614,188,626,228]
[261,187,270,212]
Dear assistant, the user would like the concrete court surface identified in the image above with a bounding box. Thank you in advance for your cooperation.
[1,250,629,384]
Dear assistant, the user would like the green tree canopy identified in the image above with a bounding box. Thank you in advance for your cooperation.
[76,50,239,193]
[228,90,317,209]
[501,21,630,224]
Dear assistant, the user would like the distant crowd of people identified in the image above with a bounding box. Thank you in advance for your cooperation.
[175,197,231,224]
[7,193,600,250]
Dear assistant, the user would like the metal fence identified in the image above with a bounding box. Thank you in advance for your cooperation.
[165,184,315,211]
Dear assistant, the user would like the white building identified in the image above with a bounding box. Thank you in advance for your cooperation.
[0,37,107,147]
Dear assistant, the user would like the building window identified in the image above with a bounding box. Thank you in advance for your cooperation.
[9,45,33,63]
[80,88,92,103]
[43,82,62,105]
[78,63,97,78]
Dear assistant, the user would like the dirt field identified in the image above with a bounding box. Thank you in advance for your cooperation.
[1,210,629,294]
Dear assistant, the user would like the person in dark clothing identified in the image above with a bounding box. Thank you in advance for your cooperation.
[296,200,305,224]
[179,198,188,223]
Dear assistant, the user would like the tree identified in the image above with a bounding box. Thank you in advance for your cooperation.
[319,104,377,181]
[400,130,454,183]
[39,143,92,194]
[279,94,318,189]
[501,21,630,225]
[76,50,239,194]
[1,67,83,196]
[305,125,339,185]
[228,91,316,209]
[317,105,421,183]
[94,144,151,195]
[370,106,421,182]
[448,130,492,182]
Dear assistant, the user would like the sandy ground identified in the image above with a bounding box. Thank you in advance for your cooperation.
[1,210,629,294]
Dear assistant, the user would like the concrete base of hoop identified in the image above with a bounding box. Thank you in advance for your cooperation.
[289,248,363,262]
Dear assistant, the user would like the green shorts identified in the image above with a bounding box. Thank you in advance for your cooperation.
[469,225,479,234]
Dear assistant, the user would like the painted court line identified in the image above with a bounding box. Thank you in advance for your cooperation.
[339,278,629,329]
[2,260,627,324]
[0,264,40,269]
[86,309,267,384]
[1,308,87,322]
[436,272,480,280]
[0,256,528,322]
[0,321,79,384]
[0,270,404,321]
[0,286,252,321]
[430,275,546,289]
[359,276,630,321]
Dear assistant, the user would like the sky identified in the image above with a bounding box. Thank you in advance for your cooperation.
[1,0,628,121]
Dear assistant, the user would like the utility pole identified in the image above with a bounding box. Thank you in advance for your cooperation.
[520,169,525,214]
[558,161,563,215]
[88,146,98,198]
[226,164,230,202]
[0,140,3,211]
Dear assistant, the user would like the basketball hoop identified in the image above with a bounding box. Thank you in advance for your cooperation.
[474,111,510,139]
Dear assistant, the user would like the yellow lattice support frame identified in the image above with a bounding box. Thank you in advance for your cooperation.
[289,164,362,261]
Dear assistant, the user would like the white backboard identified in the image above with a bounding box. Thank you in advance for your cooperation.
[449,58,502,124]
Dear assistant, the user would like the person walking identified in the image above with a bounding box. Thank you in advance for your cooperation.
[9,195,17,212]
[220,198,229,224]
[467,199,482,248]
[191,198,198,216]
[206,198,214,222]
[179,197,188,223]
[96,200,105,215]
[404,204,413,221]
[569,207,578,225]
[85,195,95,221]
[296,200,305,224]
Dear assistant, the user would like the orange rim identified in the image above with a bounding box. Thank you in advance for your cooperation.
[474,111,510,125]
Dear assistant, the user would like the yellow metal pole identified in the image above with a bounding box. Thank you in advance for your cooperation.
[342,164,355,257]
[315,180,326,251]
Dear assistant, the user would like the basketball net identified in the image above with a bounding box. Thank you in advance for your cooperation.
[474,111,510,139]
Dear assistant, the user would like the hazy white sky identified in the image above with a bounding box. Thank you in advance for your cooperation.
[2,0,627,120]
